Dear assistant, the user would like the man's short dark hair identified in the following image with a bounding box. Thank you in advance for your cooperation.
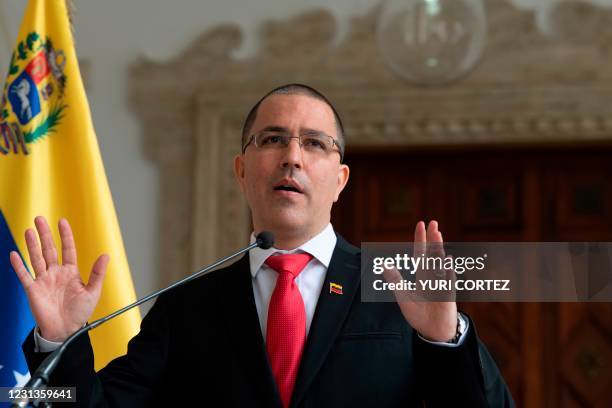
[241,83,345,160]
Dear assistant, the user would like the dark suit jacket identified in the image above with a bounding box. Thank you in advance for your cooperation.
[23,235,514,407]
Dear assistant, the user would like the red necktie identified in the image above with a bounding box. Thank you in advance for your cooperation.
[265,253,313,408]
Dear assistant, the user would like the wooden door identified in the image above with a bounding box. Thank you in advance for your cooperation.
[331,146,612,407]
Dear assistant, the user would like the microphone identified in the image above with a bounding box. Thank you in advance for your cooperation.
[14,231,275,407]
[256,231,274,249]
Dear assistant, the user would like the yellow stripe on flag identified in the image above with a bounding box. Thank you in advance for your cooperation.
[0,0,140,369]
[330,282,343,294]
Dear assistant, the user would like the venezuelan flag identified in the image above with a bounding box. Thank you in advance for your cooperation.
[0,0,141,385]
[330,282,343,295]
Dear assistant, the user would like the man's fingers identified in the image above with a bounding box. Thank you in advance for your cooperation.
[426,220,438,243]
[426,222,439,251]
[86,254,109,295]
[10,251,34,290]
[413,221,426,257]
[59,218,77,265]
[34,216,58,268]
[426,221,446,257]
[430,230,445,257]
[25,227,46,276]
[414,220,426,242]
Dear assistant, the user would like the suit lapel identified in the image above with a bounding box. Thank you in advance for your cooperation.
[219,254,282,408]
[291,236,361,407]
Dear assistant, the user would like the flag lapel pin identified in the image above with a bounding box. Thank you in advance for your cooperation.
[329,282,343,295]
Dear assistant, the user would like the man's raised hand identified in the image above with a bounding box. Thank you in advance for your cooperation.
[384,220,458,342]
[9,216,109,342]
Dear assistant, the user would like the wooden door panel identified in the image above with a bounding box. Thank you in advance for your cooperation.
[332,147,612,407]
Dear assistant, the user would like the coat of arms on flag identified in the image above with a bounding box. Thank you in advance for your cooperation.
[1,32,67,156]
[1,0,141,377]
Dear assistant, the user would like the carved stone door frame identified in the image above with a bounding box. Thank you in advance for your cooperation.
[129,4,612,284]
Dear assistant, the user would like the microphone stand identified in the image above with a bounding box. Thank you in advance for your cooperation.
[11,232,274,407]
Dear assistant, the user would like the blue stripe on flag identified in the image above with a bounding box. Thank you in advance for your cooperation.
[0,209,35,393]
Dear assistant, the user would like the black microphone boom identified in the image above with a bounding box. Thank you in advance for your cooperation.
[14,231,274,407]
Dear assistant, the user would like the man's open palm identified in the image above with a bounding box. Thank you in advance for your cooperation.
[386,220,458,342]
[9,216,109,342]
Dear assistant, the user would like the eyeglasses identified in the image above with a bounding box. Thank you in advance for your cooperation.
[242,130,344,161]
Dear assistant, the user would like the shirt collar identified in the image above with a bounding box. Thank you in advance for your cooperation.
[249,223,337,278]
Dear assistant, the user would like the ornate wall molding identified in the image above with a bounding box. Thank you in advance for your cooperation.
[129,1,612,283]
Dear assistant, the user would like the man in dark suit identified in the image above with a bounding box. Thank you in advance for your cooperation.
[12,84,514,407]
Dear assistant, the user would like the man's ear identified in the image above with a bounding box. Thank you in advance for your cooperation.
[233,154,246,193]
[333,163,350,202]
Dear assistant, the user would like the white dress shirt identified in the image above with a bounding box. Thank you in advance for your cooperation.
[35,223,467,352]
[249,223,336,339]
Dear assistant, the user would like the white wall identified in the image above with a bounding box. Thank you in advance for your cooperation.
[1,0,608,310]
[0,0,378,312]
